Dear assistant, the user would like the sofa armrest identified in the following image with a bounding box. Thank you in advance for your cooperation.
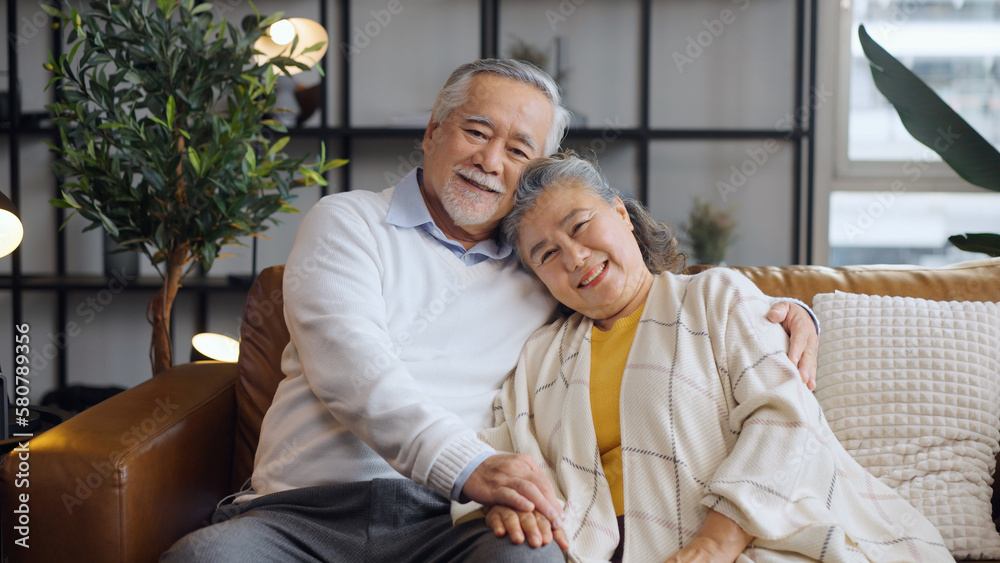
[1,362,238,563]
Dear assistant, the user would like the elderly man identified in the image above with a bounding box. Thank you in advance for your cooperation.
[164,59,817,562]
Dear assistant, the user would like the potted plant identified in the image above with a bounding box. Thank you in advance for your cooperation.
[681,197,738,265]
[43,0,346,375]
[859,24,1000,256]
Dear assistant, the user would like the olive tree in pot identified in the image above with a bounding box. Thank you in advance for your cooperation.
[43,0,345,375]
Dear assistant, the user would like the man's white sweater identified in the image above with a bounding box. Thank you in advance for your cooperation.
[248,172,556,500]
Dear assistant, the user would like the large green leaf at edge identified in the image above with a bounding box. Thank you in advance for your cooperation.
[948,233,1000,257]
[858,25,1000,192]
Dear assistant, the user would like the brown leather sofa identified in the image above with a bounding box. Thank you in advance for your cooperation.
[3,259,1000,562]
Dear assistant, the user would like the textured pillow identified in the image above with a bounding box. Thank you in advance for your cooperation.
[813,291,1000,559]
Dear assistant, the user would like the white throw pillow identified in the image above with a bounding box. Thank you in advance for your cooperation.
[813,291,1000,560]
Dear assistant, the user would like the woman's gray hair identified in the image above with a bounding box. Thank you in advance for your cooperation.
[502,152,686,275]
[430,59,571,156]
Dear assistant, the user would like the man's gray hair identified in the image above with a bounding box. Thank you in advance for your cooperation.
[502,152,685,275]
[430,59,571,156]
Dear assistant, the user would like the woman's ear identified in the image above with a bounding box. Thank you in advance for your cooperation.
[613,197,633,230]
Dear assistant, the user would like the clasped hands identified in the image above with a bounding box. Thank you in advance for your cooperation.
[461,453,570,551]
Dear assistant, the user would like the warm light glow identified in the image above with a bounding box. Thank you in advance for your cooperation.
[0,192,22,258]
[269,19,295,46]
[192,333,240,362]
[253,17,329,76]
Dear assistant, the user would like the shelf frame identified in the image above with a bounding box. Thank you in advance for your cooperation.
[1,0,817,395]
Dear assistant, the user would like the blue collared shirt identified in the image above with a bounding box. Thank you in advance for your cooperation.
[385,168,512,266]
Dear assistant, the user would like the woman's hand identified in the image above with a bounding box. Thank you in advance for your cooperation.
[485,505,570,551]
[663,537,731,562]
[665,509,751,563]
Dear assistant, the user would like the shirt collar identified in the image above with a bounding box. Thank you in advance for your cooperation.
[386,167,513,261]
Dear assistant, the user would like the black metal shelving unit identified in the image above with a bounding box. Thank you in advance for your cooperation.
[1,0,816,395]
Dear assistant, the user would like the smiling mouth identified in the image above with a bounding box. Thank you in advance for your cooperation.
[459,173,500,194]
[578,261,608,288]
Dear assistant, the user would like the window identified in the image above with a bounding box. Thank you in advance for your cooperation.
[816,0,1000,266]
[847,0,1000,162]
[829,191,1000,267]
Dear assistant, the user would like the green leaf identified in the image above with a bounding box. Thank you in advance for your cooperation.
[858,25,1000,191]
[123,70,144,84]
[96,208,120,238]
[299,167,327,187]
[948,233,1000,257]
[258,12,285,30]
[57,210,80,231]
[261,119,287,133]
[244,145,256,171]
[62,190,80,209]
[158,0,177,18]
[40,4,66,19]
[320,158,349,173]
[299,41,326,55]
[191,3,214,15]
[49,198,76,209]
[148,115,169,129]
[140,166,166,192]
[166,95,176,129]
[266,136,290,158]
[188,146,202,174]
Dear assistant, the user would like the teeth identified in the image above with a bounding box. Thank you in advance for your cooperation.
[462,174,499,193]
[579,262,606,287]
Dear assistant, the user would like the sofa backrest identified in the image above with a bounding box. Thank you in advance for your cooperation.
[231,259,1000,492]
[697,258,1000,306]
[232,265,289,491]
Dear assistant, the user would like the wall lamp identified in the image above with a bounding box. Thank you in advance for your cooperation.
[1,189,22,440]
[0,190,22,259]
[191,332,240,363]
[254,18,329,75]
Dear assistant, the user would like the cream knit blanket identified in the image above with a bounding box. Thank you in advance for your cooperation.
[472,269,952,562]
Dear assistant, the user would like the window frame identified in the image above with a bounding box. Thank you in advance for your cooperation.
[811,0,995,265]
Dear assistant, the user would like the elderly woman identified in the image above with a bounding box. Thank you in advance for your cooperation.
[466,153,952,562]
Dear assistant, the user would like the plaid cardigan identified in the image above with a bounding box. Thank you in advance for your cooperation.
[474,268,952,562]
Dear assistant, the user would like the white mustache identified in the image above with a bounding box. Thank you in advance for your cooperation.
[453,165,503,194]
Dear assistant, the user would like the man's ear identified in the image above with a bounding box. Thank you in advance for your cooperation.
[422,119,440,152]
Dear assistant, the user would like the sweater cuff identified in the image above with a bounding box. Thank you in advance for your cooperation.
[426,434,496,498]
[770,296,820,336]
[450,451,495,501]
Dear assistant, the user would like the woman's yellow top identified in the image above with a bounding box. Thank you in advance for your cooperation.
[589,305,644,516]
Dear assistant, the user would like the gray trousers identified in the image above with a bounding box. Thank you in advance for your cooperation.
[161,479,565,563]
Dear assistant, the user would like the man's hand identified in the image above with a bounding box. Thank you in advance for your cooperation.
[767,301,818,390]
[486,505,570,551]
[462,453,565,528]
